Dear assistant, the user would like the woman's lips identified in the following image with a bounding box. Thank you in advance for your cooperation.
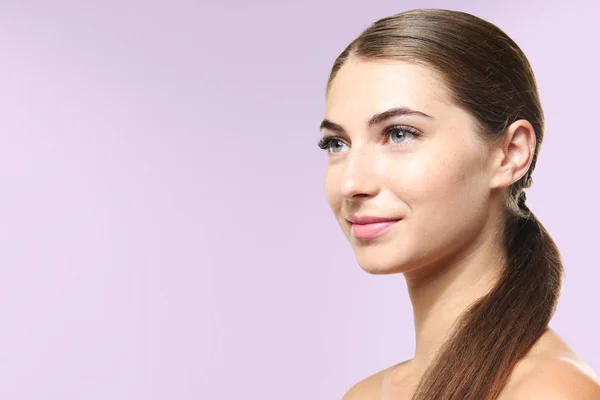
[350,220,400,240]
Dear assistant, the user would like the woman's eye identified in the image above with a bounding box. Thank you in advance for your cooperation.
[387,127,418,144]
[329,139,349,153]
[318,126,419,154]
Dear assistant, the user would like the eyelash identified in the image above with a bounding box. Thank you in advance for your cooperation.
[317,125,421,152]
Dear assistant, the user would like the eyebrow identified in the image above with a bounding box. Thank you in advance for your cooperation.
[319,106,434,133]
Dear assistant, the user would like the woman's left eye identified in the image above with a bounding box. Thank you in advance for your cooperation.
[384,126,420,144]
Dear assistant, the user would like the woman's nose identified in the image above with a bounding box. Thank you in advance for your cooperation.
[338,147,380,199]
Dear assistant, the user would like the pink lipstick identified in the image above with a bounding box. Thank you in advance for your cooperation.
[347,216,401,240]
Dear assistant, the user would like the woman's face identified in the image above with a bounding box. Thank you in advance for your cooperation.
[322,59,496,275]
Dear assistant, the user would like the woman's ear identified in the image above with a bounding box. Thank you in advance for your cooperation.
[489,119,536,190]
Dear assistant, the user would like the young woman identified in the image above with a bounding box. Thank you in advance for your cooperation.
[318,8,600,400]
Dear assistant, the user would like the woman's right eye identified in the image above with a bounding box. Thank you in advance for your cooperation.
[317,137,350,154]
[328,139,349,153]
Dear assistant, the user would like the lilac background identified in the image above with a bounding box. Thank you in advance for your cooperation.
[0,1,598,399]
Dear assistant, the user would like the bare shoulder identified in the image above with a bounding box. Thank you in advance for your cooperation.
[505,357,600,399]
[502,330,600,399]
[341,361,408,400]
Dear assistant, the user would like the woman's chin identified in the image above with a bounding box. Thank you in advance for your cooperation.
[355,254,408,275]
[351,242,427,275]
[360,265,401,275]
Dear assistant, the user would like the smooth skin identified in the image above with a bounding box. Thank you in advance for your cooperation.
[321,58,600,399]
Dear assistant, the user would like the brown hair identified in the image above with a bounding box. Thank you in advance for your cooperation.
[326,9,563,399]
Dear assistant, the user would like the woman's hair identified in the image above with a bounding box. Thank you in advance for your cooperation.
[326,9,563,399]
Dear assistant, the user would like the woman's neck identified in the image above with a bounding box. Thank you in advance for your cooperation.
[403,227,506,373]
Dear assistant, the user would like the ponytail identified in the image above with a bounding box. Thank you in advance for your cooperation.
[411,200,563,399]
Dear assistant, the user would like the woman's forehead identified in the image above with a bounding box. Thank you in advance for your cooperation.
[325,59,454,124]
[326,59,452,119]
